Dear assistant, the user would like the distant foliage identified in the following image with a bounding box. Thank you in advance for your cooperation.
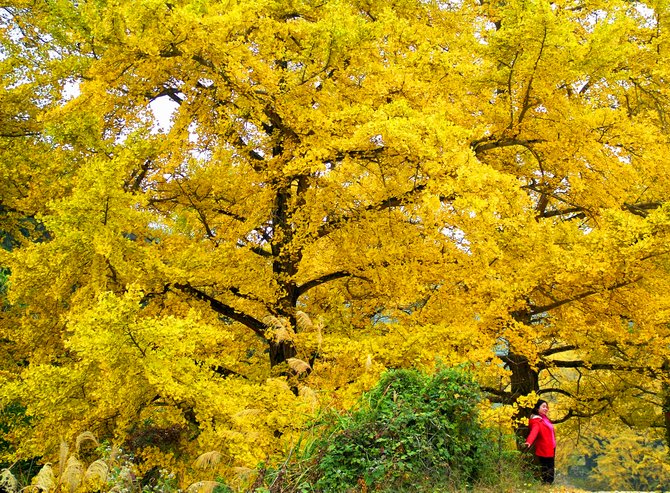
[590,429,670,491]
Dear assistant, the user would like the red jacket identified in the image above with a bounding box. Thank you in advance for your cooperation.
[525,414,556,457]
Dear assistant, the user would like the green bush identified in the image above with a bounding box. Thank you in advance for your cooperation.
[297,366,488,492]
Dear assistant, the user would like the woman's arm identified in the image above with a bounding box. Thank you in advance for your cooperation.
[525,417,541,447]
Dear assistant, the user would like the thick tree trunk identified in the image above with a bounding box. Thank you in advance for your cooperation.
[506,351,540,449]
[508,352,540,398]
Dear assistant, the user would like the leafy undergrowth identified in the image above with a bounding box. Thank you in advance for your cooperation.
[1,368,587,493]
[251,367,541,493]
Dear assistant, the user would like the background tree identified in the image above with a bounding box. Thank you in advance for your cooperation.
[452,0,670,440]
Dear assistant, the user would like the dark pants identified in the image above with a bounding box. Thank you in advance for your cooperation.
[537,456,555,484]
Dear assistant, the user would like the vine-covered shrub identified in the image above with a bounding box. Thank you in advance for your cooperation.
[292,366,489,492]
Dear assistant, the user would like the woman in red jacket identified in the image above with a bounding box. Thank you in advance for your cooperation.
[525,399,556,484]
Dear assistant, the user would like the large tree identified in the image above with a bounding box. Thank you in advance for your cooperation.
[1,0,670,483]
[465,0,670,436]
[0,0,485,475]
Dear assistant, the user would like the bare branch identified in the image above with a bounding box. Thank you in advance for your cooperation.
[517,25,547,125]
[124,159,153,192]
[538,387,574,398]
[0,131,40,138]
[174,179,216,240]
[543,359,664,379]
[537,207,586,219]
[214,208,247,222]
[145,87,184,105]
[554,404,611,424]
[480,386,513,403]
[247,245,273,258]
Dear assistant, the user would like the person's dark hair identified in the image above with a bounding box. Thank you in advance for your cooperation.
[532,399,547,415]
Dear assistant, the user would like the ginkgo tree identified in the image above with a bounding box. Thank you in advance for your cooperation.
[436,0,670,448]
[1,0,670,484]
[0,0,492,477]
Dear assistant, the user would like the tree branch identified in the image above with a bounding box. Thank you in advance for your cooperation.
[554,404,611,424]
[529,277,643,315]
[537,207,586,219]
[297,270,351,297]
[173,283,267,338]
[246,244,273,258]
[145,86,184,105]
[471,137,547,155]
[316,183,436,238]
[0,131,40,138]
[517,25,547,125]
[541,345,577,357]
[623,201,664,217]
[210,364,246,379]
[543,359,663,378]
[480,387,512,403]
[214,208,247,222]
[228,285,267,305]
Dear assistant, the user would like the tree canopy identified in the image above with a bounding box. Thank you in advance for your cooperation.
[1,0,670,484]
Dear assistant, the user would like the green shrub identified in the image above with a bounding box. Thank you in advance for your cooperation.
[299,366,488,492]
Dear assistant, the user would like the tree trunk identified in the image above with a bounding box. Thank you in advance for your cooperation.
[269,339,297,368]
[507,351,540,449]
[508,352,540,399]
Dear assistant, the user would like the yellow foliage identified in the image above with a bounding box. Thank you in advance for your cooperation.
[479,403,518,433]
[590,428,670,490]
[2,0,670,485]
